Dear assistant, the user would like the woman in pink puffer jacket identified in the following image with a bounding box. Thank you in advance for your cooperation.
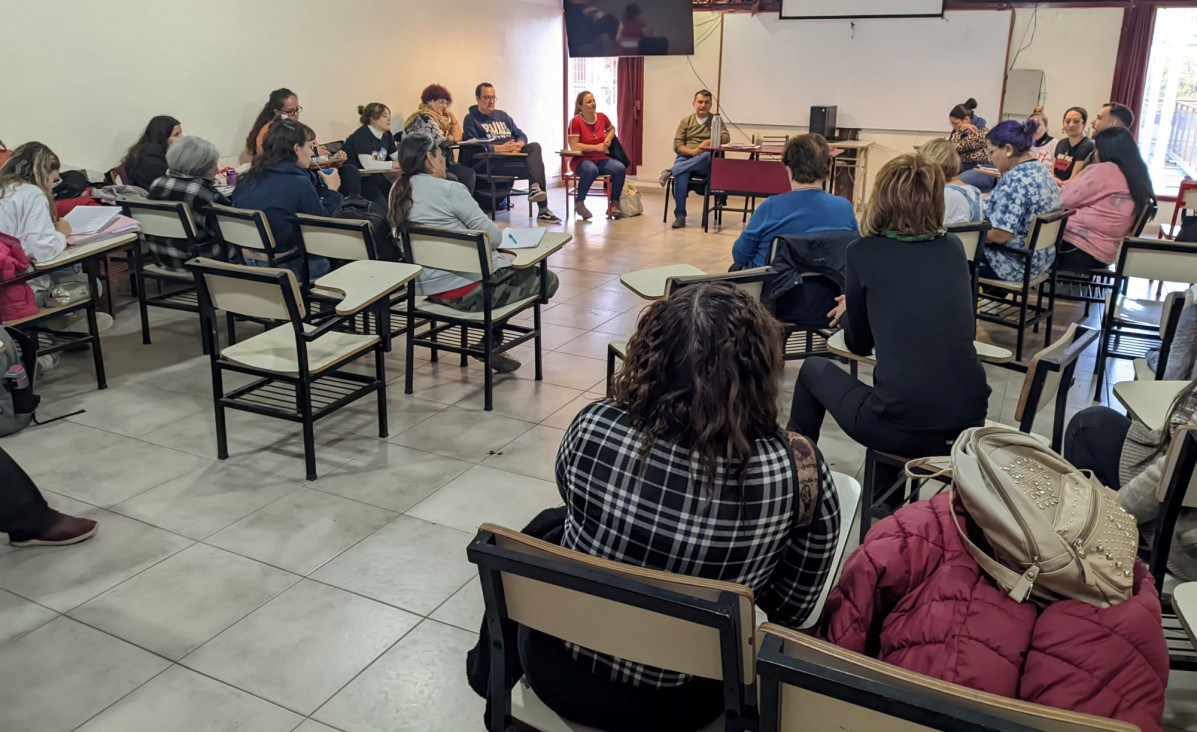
[820,492,1169,731]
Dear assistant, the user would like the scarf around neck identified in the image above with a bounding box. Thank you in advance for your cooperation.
[406,103,453,135]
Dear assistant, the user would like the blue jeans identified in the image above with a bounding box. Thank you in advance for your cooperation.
[243,251,331,282]
[574,158,626,203]
[959,162,997,192]
[670,152,711,217]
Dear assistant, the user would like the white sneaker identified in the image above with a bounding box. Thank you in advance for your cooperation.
[37,352,60,373]
[657,169,672,188]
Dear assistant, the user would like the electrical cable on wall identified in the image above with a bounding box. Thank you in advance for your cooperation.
[1008,5,1038,72]
[684,15,752,141]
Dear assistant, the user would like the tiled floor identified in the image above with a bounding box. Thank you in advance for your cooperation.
[0,186,1194,731]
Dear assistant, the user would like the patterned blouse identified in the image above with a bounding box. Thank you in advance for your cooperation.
[949,126,990,165]
[983,160,1062,282]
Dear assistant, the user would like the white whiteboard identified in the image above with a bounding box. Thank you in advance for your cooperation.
[719,11,1011,132]
[781,0,944,19]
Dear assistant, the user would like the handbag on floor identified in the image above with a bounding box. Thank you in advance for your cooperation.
[946,425,1138,608]
[619,181,643,217]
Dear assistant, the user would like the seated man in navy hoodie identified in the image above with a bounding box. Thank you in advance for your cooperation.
[463,83,560,223]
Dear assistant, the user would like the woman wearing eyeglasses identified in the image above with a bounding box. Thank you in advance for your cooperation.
[403,84,476,195]
[245,88,346,165]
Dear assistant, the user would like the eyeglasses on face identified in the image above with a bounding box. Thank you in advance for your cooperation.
[281,106,303,115]
[480,95,497,101]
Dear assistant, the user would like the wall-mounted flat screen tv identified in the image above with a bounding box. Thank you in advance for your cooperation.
[565,0,695,57]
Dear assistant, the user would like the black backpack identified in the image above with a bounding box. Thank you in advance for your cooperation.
[0,327,39,437]
[334,194,400,262]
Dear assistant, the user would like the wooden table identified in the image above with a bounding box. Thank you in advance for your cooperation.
[619,264,706,300]
[499,231,571,269]
[1113,379,1190,432]
[826,330,1014,366]
[34,233,140,271]
[828,140,874,214]
[1176,582,1197,646]
[310,261,422,315]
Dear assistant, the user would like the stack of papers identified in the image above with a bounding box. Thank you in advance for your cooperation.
[66,213,140,247]
[501,228,546,250]
[63,206,121,235]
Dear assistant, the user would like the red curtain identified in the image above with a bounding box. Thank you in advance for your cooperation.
[1110,2,1158,136]
[617,57,644,175]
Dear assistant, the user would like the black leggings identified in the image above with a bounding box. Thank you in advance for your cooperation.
[0,447,53,539]
[519,625,724,731]
[1064,406,1132,490]
[1057,242,1107,274]
[787,358,967,457]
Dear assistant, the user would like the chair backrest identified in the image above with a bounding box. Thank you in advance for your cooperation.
[398,224,492,278]
[294,213,376,261]
[1152,290,1186,380]
[186,256,305,322]
[946,220,991,265]
[1114,237,1197,285]
[1014,324,1100,452]
[210,205,280,259]
[756,624,1139,732]
[1027,208,1073,253]
[799,472,861,631]
[1131,201,1159,238]
[106,164,129,187]
[119,198,199,241]
[467,523,757,729]
[1150,423,1197,590]
[666,266,775,303]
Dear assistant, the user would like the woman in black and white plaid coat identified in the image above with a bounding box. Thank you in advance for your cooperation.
[521,281,841,731]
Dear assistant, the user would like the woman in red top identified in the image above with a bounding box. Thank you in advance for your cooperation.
[567,90,625,220]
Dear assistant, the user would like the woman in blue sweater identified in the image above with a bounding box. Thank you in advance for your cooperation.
[731,134,858,269]
[231,119,340,281]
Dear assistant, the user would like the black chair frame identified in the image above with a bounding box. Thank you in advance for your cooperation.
[662,173,709,223]
[399,225,546,411]
[120,198,211,354]
[1052,202,1157,318]
[1144,428,1197,671]
[0,255,109,389]
[461,143,535,221]
[976,209,1073,363]
[757,632,1050,732]
[292,213,406,348]
[1093,237,1197,394]
[467,527,757,732]
[189,260,388,481]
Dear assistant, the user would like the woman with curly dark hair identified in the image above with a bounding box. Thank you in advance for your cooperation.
[518,282,842,730]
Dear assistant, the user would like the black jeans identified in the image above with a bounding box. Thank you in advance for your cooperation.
[0,447,54,539]
[519,625,724,731]
[788,358,966,457]
[1064,406,1131,490]
[1057,243,1106,274]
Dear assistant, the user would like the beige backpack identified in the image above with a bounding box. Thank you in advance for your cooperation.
[947,426,1137,608]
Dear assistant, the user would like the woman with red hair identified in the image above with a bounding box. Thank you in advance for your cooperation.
[404,84,476,194]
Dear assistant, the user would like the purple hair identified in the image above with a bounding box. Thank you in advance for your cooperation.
[985,119,1037,154]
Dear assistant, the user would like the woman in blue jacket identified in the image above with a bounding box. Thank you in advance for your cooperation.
[231,119,340,280]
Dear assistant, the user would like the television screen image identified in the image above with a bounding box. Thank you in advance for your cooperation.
[565,0,694,57]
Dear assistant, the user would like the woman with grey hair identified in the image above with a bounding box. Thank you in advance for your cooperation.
[146,135,231,270]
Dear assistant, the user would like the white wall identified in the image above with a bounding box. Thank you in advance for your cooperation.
[641,6,1125,202]
[0,0,564,173]
[641,12,724,180]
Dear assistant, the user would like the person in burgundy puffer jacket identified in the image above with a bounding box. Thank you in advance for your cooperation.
[0,233,38,321]
[820,492,1169,731]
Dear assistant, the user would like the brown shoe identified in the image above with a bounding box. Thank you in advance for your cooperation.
[607,201,623,219]
[9,511,98,547]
